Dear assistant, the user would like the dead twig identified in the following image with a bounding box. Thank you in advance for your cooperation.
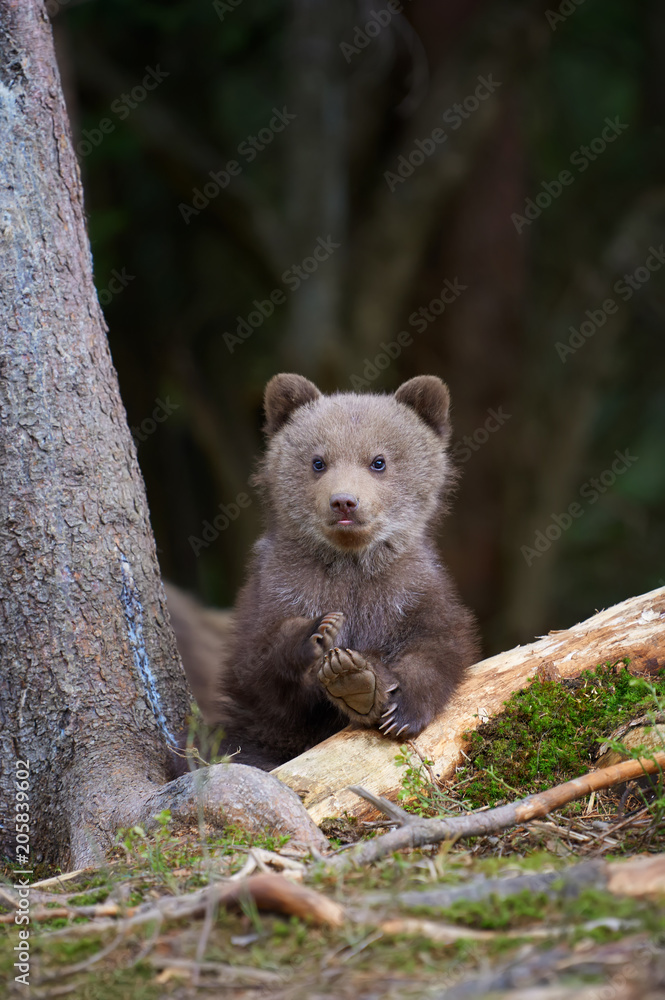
[149,956,285,984]
[359,858,606,911]
[331,753,665,871]
[346,786,416,826]
[29,873,345,935]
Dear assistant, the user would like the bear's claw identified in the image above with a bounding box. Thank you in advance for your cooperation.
[310,612,345,658]
[378,703,398,731]
[317,647,377,716]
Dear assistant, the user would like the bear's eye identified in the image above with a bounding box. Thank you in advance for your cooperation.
[312,456,326,473]
[370,455,386,472]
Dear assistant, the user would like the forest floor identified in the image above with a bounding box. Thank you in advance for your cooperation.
[2,662,665,999]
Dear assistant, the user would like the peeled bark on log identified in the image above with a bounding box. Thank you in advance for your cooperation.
[272,586,665,823]
[0,1,326,869]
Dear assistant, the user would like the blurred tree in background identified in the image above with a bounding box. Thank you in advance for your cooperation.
[51,0,665,655]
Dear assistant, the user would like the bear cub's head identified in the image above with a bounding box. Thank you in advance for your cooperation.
[256,374,454,561]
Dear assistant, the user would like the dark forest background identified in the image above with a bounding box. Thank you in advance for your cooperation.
[51,0,664,657]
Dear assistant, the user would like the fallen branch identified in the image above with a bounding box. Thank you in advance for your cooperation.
[2,873,346,933]
[205,873,344,926]
[376,914,639,944]
[359,853,665,914]
[328,752,665,871]
[434,936,663,1000]
[361,859,606,910]
[149,956,284,985]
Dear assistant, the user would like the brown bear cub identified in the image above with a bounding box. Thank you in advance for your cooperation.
[209,373,479,770]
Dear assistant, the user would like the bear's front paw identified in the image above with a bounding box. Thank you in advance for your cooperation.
[318,647,378,716]
[309,612,345,659]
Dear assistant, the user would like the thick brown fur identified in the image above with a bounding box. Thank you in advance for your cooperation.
[208,374,479,770]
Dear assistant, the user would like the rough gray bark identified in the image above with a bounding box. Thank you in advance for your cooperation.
[0,0,326,869]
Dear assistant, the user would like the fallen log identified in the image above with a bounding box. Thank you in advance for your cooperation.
[272,586,665,823]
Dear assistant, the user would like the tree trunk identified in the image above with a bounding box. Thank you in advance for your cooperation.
[283,0,348,374]
[0,0,326,870]
[272,586,665,823]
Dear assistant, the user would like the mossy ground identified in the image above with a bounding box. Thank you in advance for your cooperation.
[459,661,665,808]
[2,660,664,997]
[395,661,665,855]
[2,842,664,999]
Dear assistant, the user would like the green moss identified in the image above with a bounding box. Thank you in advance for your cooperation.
[208,824,291,853]
[54,964,160,1000]
[460,661,664,807]
[418,885,664,940]
[40,917,70,930]
[441,890,550,930]
[69,887,111,906]
[52,935,106,962]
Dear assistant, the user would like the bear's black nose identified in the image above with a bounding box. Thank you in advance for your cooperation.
[330,493,359,514]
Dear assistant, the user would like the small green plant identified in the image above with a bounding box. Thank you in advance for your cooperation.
[600,676,665,825]
[208,824,291,854]
[117,809,178,886]
[395,747,461,817]
[174,705,235,768]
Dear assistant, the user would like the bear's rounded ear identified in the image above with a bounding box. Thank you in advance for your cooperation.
[395,376,451,439]
[264,373,322,435]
